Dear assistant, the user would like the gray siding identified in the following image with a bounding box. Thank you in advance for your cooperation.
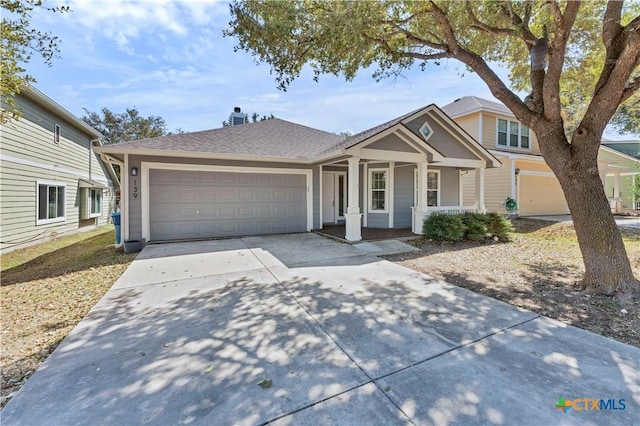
[406,114,478,160]
[437,167,460,206]
[0,95,116,253]
[367,134,419,152]
[126,155,320,240]
[393,165,414,228]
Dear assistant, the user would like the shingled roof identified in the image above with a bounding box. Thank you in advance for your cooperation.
[441,96,512,118]
[108,118,343,160]
[323,105,431,154]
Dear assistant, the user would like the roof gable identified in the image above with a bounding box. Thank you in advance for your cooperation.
[442,96,513,119]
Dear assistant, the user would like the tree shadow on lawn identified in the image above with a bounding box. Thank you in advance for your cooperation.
[439,261,640,348]
[1,233,136,287]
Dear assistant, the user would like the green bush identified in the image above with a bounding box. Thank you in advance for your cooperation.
[461,212,488,241]
[422,212,514,242]
[484,212,514,241]
[423,213,466,241]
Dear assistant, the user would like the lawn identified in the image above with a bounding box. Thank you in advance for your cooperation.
[390,218,640,348]
[0,226,137,408]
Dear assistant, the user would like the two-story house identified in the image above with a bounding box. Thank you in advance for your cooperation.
[1,86,120,253]
[442,96,639,216]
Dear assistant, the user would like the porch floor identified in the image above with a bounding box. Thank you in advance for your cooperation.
[315,224,417,242]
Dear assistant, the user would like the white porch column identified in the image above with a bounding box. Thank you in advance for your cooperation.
[388,161,395,228]
[345,157,362,241]
[613,172,621,199]
[413,160,429,234]
[475,167,486,212]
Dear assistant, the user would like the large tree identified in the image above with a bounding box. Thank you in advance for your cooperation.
[1,0,69,124]
[82,107,180,179]
[81,107,174,145]
[227,0,640,300]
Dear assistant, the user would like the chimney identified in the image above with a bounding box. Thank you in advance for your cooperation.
[229,106,247,126]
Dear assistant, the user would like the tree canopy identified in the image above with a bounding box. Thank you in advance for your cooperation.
[226,0,640,299]
[81,107,178,145]
[1,0,69,124]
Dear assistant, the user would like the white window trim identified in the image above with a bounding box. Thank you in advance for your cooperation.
[89,188,103,218]
[419,121,433,142]
[368,167,389,213]
[427,169,441,207]
[54,124,61,144]
[496,117,531,151]
[36,180,66,225]
[414,169,441,207]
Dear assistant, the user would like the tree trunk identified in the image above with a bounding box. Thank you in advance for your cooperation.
[544,133,639,303]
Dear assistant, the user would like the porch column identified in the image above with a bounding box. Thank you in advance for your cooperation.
[413,160,429,234]
[475,167,485,212]
[613,172,621,199]
[345,157,362,241]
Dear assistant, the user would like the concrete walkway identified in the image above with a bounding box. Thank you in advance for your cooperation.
[2,233,638,425]
[527,214,640,229]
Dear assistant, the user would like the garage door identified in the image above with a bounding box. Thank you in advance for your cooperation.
[519,175,569,216]
[149,169,308,241]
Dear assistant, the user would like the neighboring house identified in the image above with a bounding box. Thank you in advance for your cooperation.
[94,105,500,243]
[601,140,640,211]
[1,86,119,253]
[442,96,640,216]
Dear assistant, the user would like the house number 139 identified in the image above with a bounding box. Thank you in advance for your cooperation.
[133,179,138,198]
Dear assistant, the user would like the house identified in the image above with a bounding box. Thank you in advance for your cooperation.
[0,86,120,253]
[93,105,500,243]
[442,96,640,216]
[601,140,640,211]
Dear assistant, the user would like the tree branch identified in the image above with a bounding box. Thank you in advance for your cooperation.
[625,14,640,33]
[464,1,519,38]
[621,75,640,104]
[603,0,624,48]
[543,1,581,121]
[428,1,458,51]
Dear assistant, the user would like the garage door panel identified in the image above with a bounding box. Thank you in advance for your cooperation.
[149,169,307,241]
[520,175,569,216]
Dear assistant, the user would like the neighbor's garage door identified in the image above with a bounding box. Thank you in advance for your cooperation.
[149,169,307,241]
[519,175,569,216]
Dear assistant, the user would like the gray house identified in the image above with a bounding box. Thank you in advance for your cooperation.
[0,86,119,253]
[94,105,500,243]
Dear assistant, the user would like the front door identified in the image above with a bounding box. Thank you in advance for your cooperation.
[322,172,335,223]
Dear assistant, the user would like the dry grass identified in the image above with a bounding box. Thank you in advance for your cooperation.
[0,226,137,407]
[389,218,640,348]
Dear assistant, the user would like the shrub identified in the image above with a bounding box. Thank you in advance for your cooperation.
[422,212,514,242]
[461,212,488,241]
[483,212,515,241]
[423,213,466,241]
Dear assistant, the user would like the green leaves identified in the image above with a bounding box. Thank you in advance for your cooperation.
[1,0,69,124]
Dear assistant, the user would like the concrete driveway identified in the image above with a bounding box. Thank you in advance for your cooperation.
[2,233,638,425]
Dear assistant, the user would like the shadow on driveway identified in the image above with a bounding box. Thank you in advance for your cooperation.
[2,233,638,425]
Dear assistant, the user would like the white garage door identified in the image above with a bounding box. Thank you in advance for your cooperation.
[519,175,569,216]
[149,169,308,241]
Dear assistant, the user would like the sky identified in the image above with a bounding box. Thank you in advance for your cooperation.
[23,0,629,139]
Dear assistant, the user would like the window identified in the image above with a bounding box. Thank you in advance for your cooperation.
[90,189,102,217]
[54,124,61,144]
[414,170,440,207]
[369,169,388,212]
[497,118,530,149]
[419,121,433,141]
[427,171,440,206]
[37,182,65,225]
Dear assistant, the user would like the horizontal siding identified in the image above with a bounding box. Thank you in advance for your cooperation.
[452,114,480,141]
[461,156,512,212]
[393,165,413,228]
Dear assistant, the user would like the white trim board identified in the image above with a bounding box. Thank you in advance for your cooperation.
[140,162,314,242]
